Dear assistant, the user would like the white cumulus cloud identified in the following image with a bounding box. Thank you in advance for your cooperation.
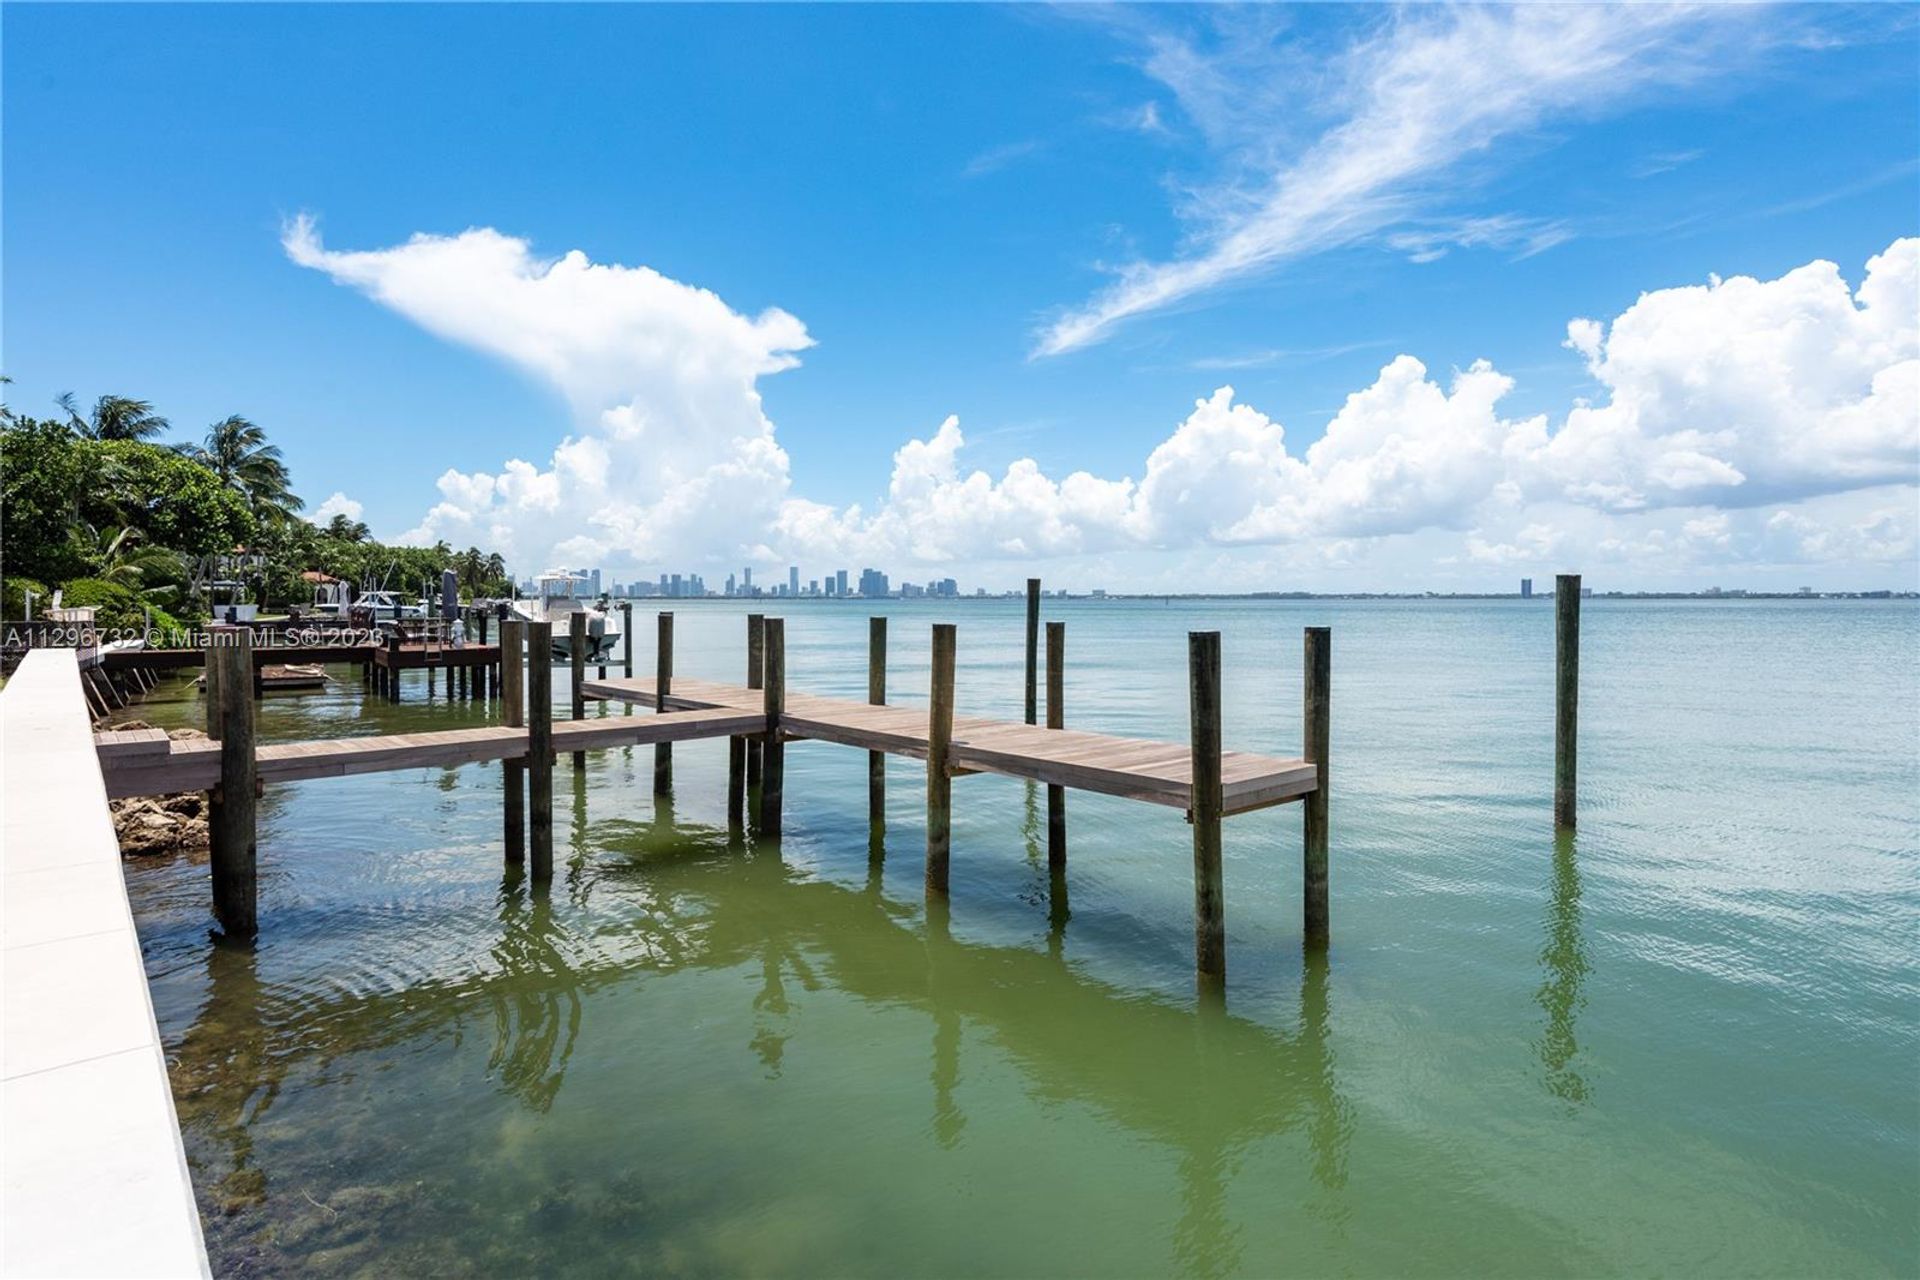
[283,215,809,570]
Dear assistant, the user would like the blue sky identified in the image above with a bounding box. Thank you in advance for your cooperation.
[5,3,1917,590]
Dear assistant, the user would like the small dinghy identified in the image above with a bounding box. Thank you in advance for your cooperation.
[196,663,330,692]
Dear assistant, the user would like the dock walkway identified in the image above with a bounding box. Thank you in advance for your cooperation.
[583,675,1318,816]
[88,612,1334,981]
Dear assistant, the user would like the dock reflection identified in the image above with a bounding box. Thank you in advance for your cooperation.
[168,813,1353,1261]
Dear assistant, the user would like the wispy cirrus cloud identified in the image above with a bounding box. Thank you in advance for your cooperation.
[1187,339,1396,371]
[962,139,1046,179]
[1033,5,1771,358]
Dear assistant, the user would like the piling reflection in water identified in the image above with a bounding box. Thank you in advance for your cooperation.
[486,870,581,1112]
[1536,828,1591,1105]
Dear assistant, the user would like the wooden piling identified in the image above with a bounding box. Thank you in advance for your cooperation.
[1024,578,1041,725]
[1189,631,1224,985]
[208,631,257,940]
[387,632,402,701]
[501,619,526,865]
[1555,573,1580,829]
[654,611,674,795]
[622,603,634,674]
[746,613,765,790]
[204,633,225,739]
[570,612,587,771]
[757,618,785,836]
[1303,626,1331,950]
[926,622,957,895]
[1046,620,1066,870]
[527,620,554,879]
[869,616,887,828]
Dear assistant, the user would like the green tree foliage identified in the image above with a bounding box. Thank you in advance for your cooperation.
[93,441,256,557]
[0,417,91,583]
[3,384,511,619]
[56,577,183,633]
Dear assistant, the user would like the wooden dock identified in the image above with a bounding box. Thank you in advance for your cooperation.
[91,609,1337,985]
[583,675,1319,816]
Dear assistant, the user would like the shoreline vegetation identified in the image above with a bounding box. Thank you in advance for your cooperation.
[0,381,514,630]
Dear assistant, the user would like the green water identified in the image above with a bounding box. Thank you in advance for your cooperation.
[122,599,1918,1277]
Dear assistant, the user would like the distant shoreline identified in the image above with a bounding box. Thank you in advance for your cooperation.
[599,590,1919,604]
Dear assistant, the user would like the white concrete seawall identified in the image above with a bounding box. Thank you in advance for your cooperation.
[2,650,210,1278]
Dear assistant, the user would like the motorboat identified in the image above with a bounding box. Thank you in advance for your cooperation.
[509,571,622,662]
[306,579,428,629]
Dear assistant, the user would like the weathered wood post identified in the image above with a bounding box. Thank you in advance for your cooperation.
[654,611,674,795]
[622,603,634,675]
[869,616,887,829]
[501,619,526,865]
[570,611,587,771]
[1046,620,1066,870]
[205,633,226,739]
[1303,626,1331,950]
[527,620,554,879]
[746,613,765,790]
[757,618,786,836]
[208,629,257,940]
[1555,573,1580,829]
[387,631,402,702]
[1189,630,1225,986]
[926,623,957,895]
[1024,578,1041,725]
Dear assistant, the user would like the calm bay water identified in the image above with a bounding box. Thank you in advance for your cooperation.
[120,598,1918,1277]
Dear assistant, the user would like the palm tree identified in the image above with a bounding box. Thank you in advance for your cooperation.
[57,393,170,441]
[324,513,370,543]
[183,415,303,520]
[457,546,488,592]
[69,522,184,600]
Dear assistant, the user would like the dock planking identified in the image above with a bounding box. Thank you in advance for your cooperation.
[94,707,763,799]
[581,674,1318,816]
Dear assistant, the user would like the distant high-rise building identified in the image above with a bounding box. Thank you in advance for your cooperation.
[588,569,601,597]
[743,566,753,593]
[858,568,889,598]
[789,566,800,595]
[726,572,736,597]
[658,573,668,596]
[1520,577,1533,599]
[835,569,849,597]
